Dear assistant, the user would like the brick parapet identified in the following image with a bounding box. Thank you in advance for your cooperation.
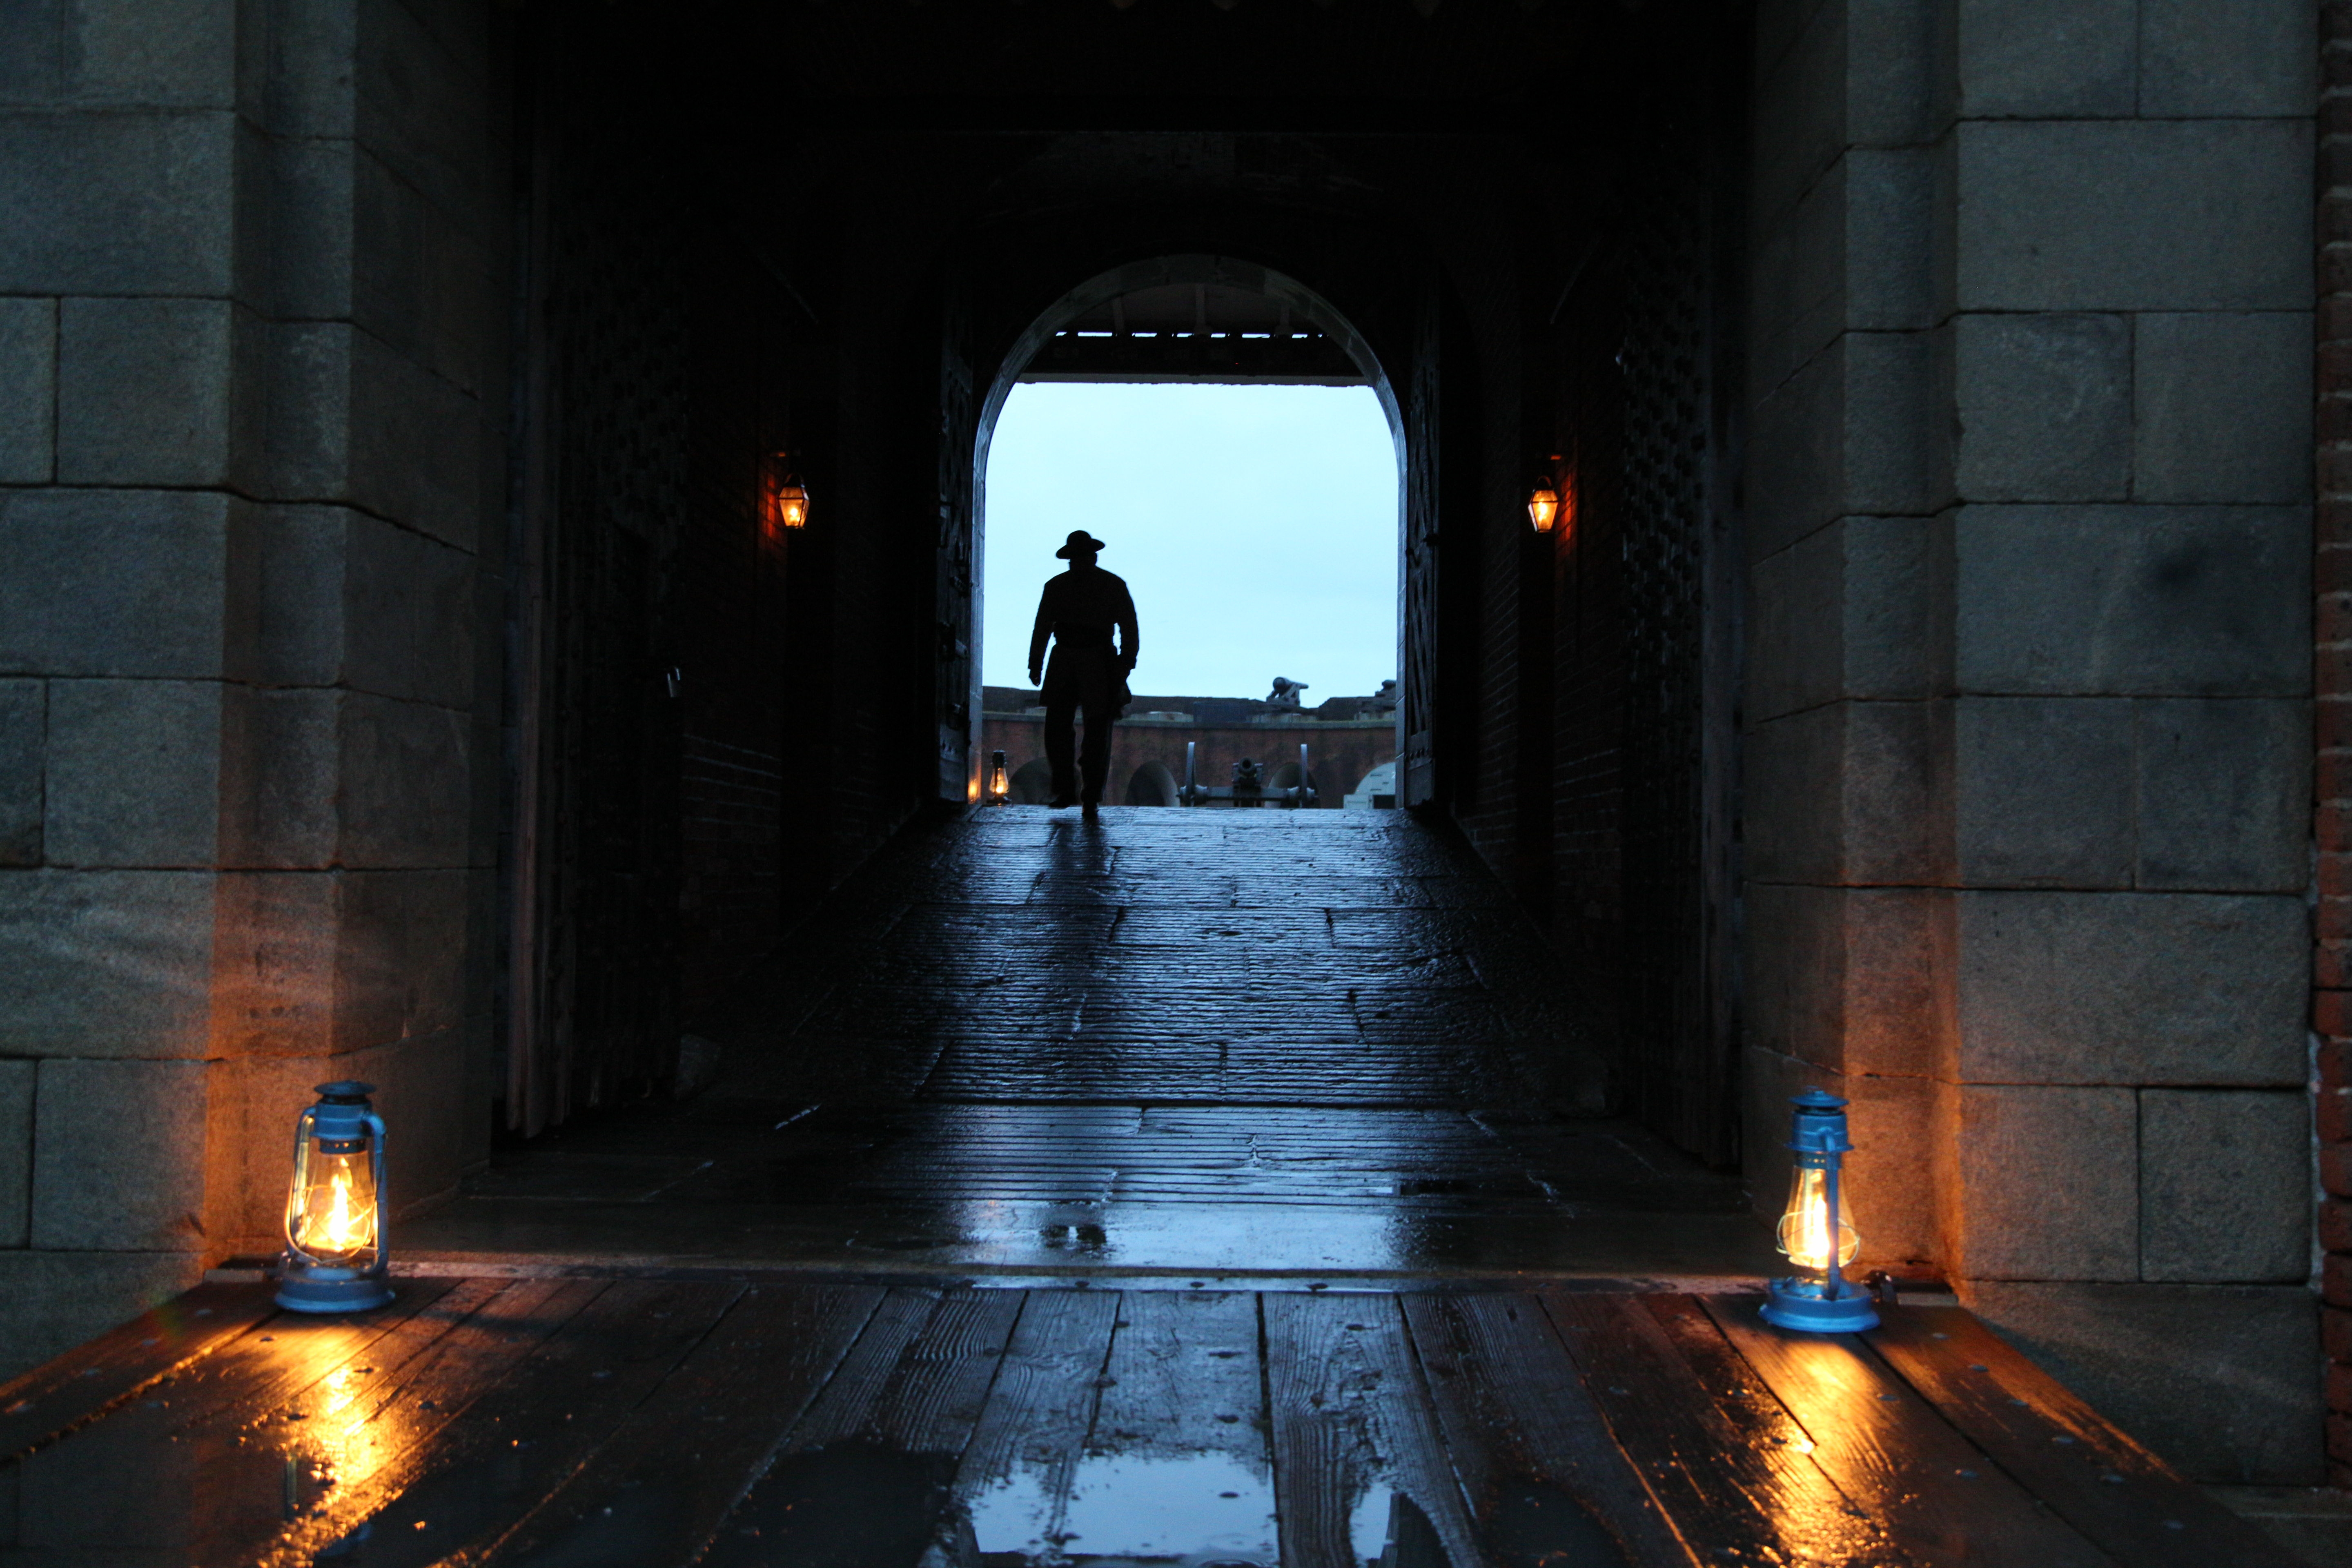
[2319,0,2352,1487]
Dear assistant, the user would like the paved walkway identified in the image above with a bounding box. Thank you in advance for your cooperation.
[408,808,1770,1280]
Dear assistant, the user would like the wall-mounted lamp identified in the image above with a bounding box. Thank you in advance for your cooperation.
[1527,477,1561,533]
[1760,1088,1876,1332]
[985,749,1011,806]
[277,1081,393,1313]
[1527,455,1565,533]
[766,454,811,534]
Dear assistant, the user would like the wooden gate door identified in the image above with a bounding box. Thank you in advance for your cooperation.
[935,283,980,801]
[506,88,688,1136]
[1399,283,1442,806]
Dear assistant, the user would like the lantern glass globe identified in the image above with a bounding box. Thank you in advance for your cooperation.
[775,479,810,530]
[1527,483,1560,532]
[1776,1163,1859,1271]
[290,1143,380,1265]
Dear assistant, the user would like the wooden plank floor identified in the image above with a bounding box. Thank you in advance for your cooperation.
[0,1279,2307,1567]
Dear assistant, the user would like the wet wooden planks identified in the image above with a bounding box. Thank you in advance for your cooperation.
[0,1281,2307,1568]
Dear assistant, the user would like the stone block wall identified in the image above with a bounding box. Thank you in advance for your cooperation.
[0,0,510,1378]
[1746,0,2322,1482]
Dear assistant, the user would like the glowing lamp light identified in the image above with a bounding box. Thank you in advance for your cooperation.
[985,749,1011,806]
[1527,476,1561,533]
[774,477,810,530]
[277,1081,393,1314]
[765,454,811,533]
[1760,1087,1877,1333]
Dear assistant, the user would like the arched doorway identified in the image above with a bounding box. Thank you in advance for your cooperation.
[935,254,1423,813]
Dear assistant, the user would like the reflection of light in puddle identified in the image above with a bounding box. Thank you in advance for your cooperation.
[965,1466,1056,1558]
[1349,1481,1395,1564]
[971,1452,1276,1565]
[1062,1452,1274,1564]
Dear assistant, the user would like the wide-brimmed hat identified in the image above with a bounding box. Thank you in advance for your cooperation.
[1055,530,1107,558]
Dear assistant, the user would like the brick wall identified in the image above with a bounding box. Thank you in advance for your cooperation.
[1544,276,1633,1064]
[674,246,793,1020]
[2319,0,2352,1488]
[1445,264,1539,900]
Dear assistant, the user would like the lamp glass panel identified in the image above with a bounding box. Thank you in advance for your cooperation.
[287,1127,381,1268]
[777,483,810,529]
[1775,1163,1858,1270]
[1527,487,1559,532]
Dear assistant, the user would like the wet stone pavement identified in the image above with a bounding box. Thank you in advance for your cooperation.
[407,807,1775,1281]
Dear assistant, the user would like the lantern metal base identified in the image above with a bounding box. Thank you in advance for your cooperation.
[1760,1274,1880,1334]
[274,1261,394,1314]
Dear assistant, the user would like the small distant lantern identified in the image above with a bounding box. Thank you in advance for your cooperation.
[277,1081,393,1313]
[766,454,810,533]
[1527,474,1561,533]
[985,749,1011,805]
[1760,1088,1876,1332]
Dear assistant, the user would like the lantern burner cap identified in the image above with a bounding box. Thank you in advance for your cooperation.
[314,1080,376,1102]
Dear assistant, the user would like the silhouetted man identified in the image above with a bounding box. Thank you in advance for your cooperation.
[1028,530,1138,817]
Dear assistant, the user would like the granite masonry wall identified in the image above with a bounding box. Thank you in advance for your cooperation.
[1744,0,2323,1482]
[0,0,510,1374]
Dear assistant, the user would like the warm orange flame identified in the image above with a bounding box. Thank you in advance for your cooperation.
[762,461,811,535]
[1775,1167,1858,1270]
[1528,483,1560,532]
[323,1171,363,1252]
[1786,1193,1835,1270]
[301,1167,373,1259]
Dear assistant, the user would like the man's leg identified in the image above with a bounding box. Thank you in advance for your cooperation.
[1043,691,1079,804]
[1078,694,1115,805]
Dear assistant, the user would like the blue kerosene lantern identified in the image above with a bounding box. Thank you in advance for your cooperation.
[1760,1088,1878,1333]
[276,1082,394,1312]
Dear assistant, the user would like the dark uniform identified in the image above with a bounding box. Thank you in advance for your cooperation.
[1028,560,1139,806]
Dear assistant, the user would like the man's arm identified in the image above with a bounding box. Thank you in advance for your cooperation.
[1028,583,1054,685]
[1116,584,1139,672]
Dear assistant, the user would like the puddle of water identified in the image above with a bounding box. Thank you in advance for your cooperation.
[969,1450,1276,1566]
[1059,1451,1275,1563]
[1350,1481,1395,1564]
[964,1465,1057,1559]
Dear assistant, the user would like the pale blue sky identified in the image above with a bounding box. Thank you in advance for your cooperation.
[982,383,1399,700]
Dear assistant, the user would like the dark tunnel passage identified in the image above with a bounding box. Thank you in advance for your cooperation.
[3,0,2337,1552]
[501,0,1750,1213]
[474,0,1756,1287]
[414,806,1767,1280]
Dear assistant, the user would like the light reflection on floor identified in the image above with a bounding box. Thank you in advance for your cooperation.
[967,1451,1279,1566]
[406,809,1778,1284]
